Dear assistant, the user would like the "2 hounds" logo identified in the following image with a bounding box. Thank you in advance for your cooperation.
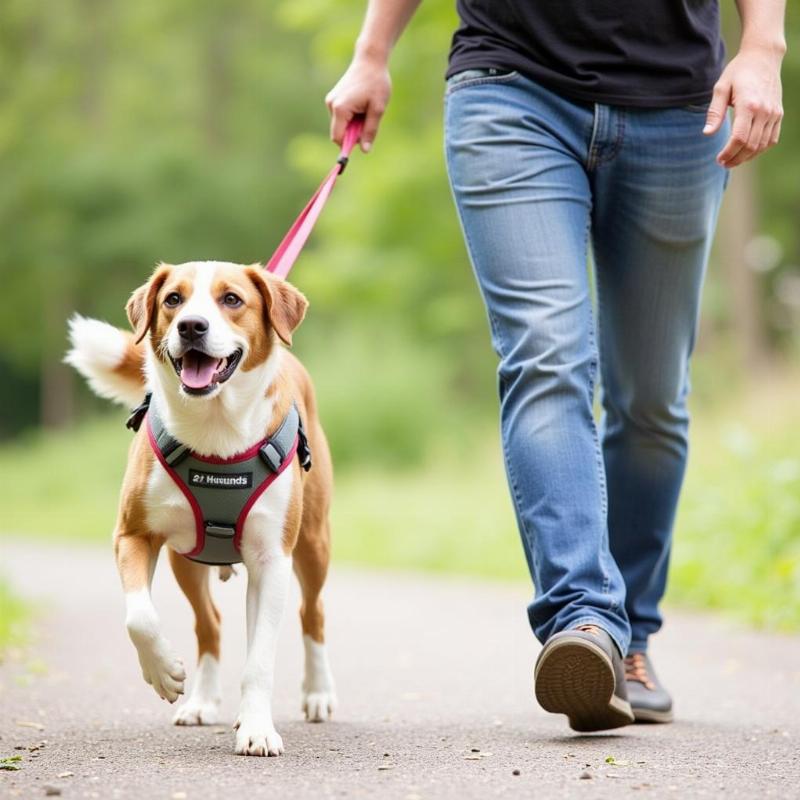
[188,469,253,489]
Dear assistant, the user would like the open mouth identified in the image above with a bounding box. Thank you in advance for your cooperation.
[169,348,243,396]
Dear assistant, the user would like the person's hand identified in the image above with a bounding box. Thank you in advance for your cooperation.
[704,45,784,168]
[326,54,391,153]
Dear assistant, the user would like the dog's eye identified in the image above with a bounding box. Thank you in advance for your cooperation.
[222,292,243,308]
[164,292,182,308]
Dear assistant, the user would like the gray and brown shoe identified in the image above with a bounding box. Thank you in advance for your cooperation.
[534,625,635,732]
[624,652,674,723]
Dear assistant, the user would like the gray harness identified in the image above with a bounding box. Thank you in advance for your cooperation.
[130,395,311,566]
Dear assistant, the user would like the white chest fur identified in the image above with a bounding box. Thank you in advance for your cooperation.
[144,458,294,561]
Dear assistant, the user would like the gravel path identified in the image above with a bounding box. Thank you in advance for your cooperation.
[1,541,798,799]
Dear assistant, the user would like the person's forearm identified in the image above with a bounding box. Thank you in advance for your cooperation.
[736,0,787,55]
[354,0,422,64]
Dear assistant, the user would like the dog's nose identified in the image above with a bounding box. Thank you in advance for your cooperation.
[177,315,209,342]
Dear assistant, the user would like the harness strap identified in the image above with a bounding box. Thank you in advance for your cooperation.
[260,403,302,472]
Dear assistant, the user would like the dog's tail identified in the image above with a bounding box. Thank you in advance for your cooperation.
[65,315,146,408]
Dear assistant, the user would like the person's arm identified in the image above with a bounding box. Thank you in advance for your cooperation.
[325,0,421,152]
[704,0,786,167]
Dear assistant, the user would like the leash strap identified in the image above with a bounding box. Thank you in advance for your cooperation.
[265,116,364,280]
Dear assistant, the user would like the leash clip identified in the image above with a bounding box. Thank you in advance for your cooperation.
[126,392,152,432]
[336,155,349,174]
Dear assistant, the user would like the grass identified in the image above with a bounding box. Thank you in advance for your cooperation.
[0,580,28,655]
[1,371,798,631]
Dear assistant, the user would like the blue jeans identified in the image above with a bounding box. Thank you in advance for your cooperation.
[444,69,729,655]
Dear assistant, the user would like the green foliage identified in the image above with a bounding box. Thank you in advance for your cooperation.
[0,581,27,654]
[0,414,128,540]
[670,387,800,630]
[2,0,800,436]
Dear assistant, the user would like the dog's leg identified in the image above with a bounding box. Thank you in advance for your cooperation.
[234,552,292,756]
[116,533,186,703]
[168,551,222,725]
[293,521,336,722]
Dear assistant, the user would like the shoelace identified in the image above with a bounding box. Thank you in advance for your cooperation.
[624,652,656,690]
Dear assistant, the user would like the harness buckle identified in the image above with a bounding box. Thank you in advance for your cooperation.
[259,441,285,473]
[205,522,236,539]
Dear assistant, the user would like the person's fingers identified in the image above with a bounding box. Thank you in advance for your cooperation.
[329,100,353,147]
[770,115,783,147]
[727,113,767,167]
[359,100,385,153]
[717,109,752,167]
[704,81,731,135]
[762,104,784,151]
[758,117,778,153]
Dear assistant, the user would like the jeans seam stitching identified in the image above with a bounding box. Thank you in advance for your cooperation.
[586,222,612,605]
[586,103,601,170]
[595,107,626,167]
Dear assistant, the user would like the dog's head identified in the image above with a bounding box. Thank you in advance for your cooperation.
[127,261,307,398]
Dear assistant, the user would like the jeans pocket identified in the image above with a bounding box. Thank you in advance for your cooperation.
[445,67,520,96]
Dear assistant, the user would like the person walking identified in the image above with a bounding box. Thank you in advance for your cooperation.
[326,1,785,731]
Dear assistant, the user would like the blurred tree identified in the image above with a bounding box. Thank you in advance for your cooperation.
[0,0,330,434]
[0,0,797,446]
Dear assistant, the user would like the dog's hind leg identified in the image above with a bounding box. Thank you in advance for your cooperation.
[168,550,223,726]
[293,518,337,722]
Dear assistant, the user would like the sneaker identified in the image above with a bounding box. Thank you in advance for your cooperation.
[534,624,635,732]
[624,651,674,723]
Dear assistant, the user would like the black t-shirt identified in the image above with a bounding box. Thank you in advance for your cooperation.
[447,1,726,107]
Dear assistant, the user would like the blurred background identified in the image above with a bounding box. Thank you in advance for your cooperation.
[1,0,798,649]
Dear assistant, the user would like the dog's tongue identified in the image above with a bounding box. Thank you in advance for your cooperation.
[181,351,220,389]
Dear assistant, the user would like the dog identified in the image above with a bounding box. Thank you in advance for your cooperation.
[66,260,336,756]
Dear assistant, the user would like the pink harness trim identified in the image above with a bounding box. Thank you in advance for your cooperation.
[146,416,299,558]
[265,116,364,279]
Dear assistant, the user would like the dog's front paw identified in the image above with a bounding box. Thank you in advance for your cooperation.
[233,715,284,757]
[173,697,220,726]
[302,689,337,723]
[136,644,186,703]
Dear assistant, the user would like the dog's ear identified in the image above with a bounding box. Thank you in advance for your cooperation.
[246,267,308,347]
[126,264,172,345]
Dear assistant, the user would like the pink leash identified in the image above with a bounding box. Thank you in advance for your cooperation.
[265,116,365,280]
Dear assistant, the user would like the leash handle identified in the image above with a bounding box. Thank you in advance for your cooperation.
[265,115,364,280]
[337,115,365,171]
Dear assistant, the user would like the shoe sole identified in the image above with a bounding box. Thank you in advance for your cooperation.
[534,636,635,733]
[632,706,674,724]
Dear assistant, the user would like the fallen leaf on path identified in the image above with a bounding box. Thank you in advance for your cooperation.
[0,756,23,771]
[15,720,45,731]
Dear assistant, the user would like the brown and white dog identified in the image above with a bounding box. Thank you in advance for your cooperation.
[66,260,336,756]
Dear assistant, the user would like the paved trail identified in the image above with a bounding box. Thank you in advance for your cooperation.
[1,542,798,799]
